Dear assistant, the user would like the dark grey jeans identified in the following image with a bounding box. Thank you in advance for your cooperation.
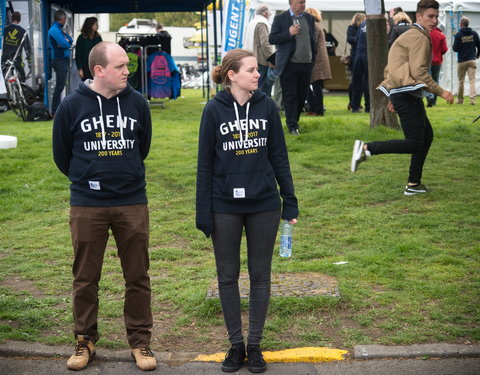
[211,209,281,345]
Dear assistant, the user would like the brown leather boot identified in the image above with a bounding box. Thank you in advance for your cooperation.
[66,335,96,370]
[131,347,157,371]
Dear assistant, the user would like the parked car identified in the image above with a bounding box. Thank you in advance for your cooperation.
[118,19,157,34]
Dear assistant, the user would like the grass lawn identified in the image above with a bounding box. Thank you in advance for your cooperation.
[0,89,479,353]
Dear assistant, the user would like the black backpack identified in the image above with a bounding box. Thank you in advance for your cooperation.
[26,102,51,122]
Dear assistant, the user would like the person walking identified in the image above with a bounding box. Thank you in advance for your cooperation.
[269,0,317,135]
[351,0,454,196]
[1,11,31,82]
[305,8,331,116]
[346,13,366,110]
[75,17,102,81]
[196,48,298,373]
[52,42,156,371]
[243,5,276,96]
[48,9,73,115]
[425,26,448,106]
[350,20,369,113]
[452,16,480,105]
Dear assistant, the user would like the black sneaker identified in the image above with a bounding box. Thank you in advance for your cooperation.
[247,345,267,373]
[221,343,246,372]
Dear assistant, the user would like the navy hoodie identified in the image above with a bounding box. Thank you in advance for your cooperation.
[196,89,298,237]
[52,81,152,206]
[453,27,480,63]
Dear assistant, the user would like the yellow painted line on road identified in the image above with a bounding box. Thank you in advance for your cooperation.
[194,347,348,363]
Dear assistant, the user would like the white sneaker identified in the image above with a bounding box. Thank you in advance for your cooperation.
[351,140,367,172]
[404,184,428,196]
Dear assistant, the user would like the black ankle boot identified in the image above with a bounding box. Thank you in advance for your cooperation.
[221,343,246,372]
[247,344,266,373]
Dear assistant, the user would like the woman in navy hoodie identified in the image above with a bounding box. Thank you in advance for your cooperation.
[196,49,298,373]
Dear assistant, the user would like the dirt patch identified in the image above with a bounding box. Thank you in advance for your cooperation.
[99,304,228,354]
[0,276,46,298]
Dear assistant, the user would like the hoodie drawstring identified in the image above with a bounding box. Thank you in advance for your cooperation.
[116,97,125,144]
[233,101,250,143]
[96,95,126,148]
[96,96,106,148]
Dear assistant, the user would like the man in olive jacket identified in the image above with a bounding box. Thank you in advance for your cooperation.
[351,0,454,196]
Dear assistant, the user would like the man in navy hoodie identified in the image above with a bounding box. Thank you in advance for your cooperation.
[52,42,156,371]
[453,16,480,105]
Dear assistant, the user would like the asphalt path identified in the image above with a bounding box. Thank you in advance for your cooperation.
[1,357,480,375]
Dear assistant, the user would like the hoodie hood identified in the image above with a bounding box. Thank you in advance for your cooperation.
[459,27,473,35]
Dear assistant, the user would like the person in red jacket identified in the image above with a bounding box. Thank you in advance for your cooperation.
[426,26,448,106]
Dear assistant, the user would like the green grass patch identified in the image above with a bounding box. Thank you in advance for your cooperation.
[0,90,479,352]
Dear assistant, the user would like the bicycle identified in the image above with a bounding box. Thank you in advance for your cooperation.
[2,59,31,121]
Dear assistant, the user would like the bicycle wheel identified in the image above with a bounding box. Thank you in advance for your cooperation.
[12,82,28,121]
[5,82,21,117]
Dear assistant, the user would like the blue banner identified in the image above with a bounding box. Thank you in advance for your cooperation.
[222,0,247,56]
[0,0,5,50]
[0,0,5,95]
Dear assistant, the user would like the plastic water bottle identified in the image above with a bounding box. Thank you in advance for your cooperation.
[279,221,293,258]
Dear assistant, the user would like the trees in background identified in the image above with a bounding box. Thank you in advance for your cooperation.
[110,12,199,31]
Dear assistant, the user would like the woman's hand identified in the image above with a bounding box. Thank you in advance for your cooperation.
[288,218,298,225]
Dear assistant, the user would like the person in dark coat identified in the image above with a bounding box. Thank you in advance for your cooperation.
[305,8,331,116]
[388,12,412,48]
[269,0,317,135]
[350,20,369,113]
[324,29,338,56]
[75,17,102,81]
[346,13,365,110]
[452,16,480,105]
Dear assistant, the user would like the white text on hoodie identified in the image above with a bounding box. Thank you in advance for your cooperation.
[81,115,138,132]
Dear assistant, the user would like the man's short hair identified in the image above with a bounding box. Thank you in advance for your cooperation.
[416,0,439,14]
[460,16,469,27]
[89,41,112,77]
[54,9,67,22]
[11,11,21,23]
[256,5,270,16]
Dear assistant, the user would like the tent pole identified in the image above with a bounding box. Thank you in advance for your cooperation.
[206,7,210,101]
[42,0,50,110]
[201,10,205,98]
[212,0,218,66]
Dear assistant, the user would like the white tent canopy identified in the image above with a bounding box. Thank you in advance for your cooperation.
[250,0,480,94]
